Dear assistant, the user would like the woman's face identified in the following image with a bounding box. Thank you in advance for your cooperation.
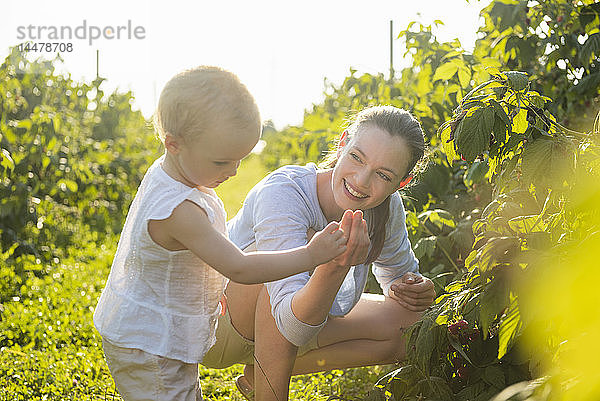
[331,124,411,211]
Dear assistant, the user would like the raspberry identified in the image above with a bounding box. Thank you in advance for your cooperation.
[448,319,468,335]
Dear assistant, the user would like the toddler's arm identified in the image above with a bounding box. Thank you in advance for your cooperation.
[151,200,347,284]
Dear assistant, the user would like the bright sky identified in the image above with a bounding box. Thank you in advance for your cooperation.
[3,0,490,128]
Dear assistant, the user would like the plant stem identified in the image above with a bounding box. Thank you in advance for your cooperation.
[419,221,462,273]
[460,79,496,105]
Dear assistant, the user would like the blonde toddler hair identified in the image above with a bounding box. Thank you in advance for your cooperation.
[153,66,261,143]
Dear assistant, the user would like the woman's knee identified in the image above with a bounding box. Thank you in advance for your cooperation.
[374,299,422,362]
[225,281,262,340]
[380,297,422,338]
[384,327,409,363]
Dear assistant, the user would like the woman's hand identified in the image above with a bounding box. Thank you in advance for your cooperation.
[296,210,369,325]
[388,272,435,312]
[329,210,370,268]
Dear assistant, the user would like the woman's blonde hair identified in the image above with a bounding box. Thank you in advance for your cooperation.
[153,66,260,143]
[321,106,427,264]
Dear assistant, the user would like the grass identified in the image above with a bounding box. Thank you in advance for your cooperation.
[215,154,270,218]
[0,240,389,400]
[0,157,390,400]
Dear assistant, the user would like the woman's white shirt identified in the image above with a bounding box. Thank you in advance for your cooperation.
[227,163,419,346]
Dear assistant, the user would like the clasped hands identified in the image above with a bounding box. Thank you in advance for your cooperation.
[316,209,435,312]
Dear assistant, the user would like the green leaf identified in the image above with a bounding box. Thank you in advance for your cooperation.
[420,164,452,198]
[420,209,456,231]
[507,215,547,234]
[493,115,508,145]
[440,125,459,163]
[458,66,471,88]
[464,159,489,187]
[58,179,78,192]
[571,72,600,95]
[579,4,599,27]
[406,211,419,228]
[490,99,510,126]
[435,313,449,325]
[478,236,520,273]
[46,136,57,151]
[413,236,437,259]
[433,62,459,81]
[512,108,528,134]
[505,71,529,91]
[431,209,456,229]
[454,107,494,161]
[415,316,436,371]
[491,2,526,32]
[479,277,509,336]
[42,156,51,170]
[493,86,508,99]
[521,138,575,187]
[445,281,465,293]
[448,330,476,366]
[580,32,600,66]
[483,365,505,388]
[464,249,479,271]
[524,232,551,250]
[16,119,32,130]
[1,149,15,171]
[52,115,62,134]
[526,92,550,109]
[497,296,522,359]
[482,200,501,218]
[428,376,455,400]
[448,219,475,253]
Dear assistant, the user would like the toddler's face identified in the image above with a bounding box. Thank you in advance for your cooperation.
[173,124,260,189]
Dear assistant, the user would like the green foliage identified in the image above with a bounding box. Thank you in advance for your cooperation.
[0,241,122,400]
[375,75,598,400]
[477,0,600,126]
[371,20,599,401]
[0,48,159,273]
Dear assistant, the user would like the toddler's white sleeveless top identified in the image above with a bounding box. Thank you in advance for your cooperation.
[93,156,227,363]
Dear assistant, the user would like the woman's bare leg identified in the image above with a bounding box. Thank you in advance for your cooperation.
[254,286,298,401]
[224,281,262,340]
[251,291,422,400]
[292,293,421,374]
[224,281,261,386]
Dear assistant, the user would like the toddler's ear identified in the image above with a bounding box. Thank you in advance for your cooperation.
[397,175,413,189]
[164,133,181,154]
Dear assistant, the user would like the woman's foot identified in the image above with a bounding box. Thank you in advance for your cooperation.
[243,364,254,386]
[235,374,254,401]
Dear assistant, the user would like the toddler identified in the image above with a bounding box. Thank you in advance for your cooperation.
[93,66,347,401]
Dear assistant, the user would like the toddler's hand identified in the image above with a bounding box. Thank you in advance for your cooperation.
[306,221,347,266]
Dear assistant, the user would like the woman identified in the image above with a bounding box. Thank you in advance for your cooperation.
[201,106,436,400]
